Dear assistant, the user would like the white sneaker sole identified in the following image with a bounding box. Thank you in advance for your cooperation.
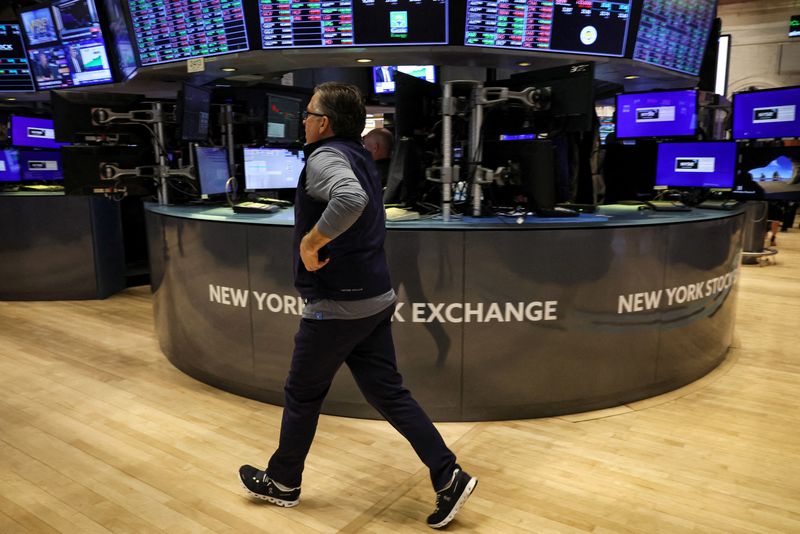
[428,476,478,529]
[239,476,300,507]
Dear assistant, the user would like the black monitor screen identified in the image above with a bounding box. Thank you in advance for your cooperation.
[101,0,138,80]
[0,149,21,182]
[465,0,633,57]
[22,0,114,89]
[266,94,301,143]
[243,147,305,190]
[633,0,718,76]
[127,0,249,65]
[259,0,447,48]
[19,150,64,181]
[179,84,212,142]
[0,24,36,92]
[195,146,230,198]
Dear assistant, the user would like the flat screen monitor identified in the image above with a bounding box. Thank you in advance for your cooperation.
[11,116,65,149]
[22,0,114,89]
[100,0,138,80]
[179,84,212,142]
[259,0,447,48]
[18,150,64,181]
[615,90,698,139]
[655,141,736,190]
[0,149,21,182]
[20,7,58,46]
[633,0,718,76]
[732,86,800,140]
[599,116,615,145]
[50,89,145,142]
[265,94,301,143]
[194,146,230,198]
[465,0,633,57]
[0,24,36,92]
[127,0,249,65]
[243,147,305,191]
[373,65,436,95]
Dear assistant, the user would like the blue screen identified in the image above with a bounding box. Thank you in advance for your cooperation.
[19,150,64,181]
[616,90,697,139]
[11,116,66,149]
[655,142,736,189]
[195,146,230,197]
[733,87,800,140]
[0,149,21,182]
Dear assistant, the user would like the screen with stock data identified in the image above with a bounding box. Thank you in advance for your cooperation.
[127,0,249,65]
[465,0,633,57]
[0,24,35,92]
[258,0,447,48]
[633,0,717,76]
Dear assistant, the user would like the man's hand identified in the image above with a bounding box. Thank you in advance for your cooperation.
[300,226,333,272]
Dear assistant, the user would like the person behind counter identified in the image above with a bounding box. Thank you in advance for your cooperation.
[237,82,477,529]
[363,127,394,187]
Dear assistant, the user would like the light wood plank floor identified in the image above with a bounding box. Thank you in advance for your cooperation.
[1,224,799,533]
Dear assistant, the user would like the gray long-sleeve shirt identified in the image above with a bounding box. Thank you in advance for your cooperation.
[302,145,396,320]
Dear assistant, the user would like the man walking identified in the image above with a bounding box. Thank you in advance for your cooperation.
[238,82,477,529]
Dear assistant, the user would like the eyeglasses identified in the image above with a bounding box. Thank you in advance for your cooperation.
[302,110,326,120]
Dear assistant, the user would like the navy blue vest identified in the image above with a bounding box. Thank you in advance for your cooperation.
[293,136,392,301]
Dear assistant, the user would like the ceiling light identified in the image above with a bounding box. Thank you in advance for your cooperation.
[221,67,238,72]
[625,75,640,80]
[356,58,372,63]
[517,62,531,67]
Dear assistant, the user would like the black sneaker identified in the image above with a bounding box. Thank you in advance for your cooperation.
[426,468,478,529]
[238,464,300,507]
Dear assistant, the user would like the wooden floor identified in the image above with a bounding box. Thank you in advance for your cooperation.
[2,227,799,533]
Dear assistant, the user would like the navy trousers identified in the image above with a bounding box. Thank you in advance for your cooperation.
[266,304,457,491]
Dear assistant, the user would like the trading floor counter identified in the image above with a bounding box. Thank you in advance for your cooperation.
[145,203,745,421]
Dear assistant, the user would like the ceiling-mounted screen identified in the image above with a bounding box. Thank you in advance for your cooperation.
[633,0,717,76]
[126,0,249,65]
[465,0,633,57]
[20,0,114,89]
[0,23,36,92]
[259,0,447,48]
[101,0,138,80]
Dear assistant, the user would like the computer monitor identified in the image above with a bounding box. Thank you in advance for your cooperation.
[655,141,736,190]
[11,116,65,149]
[465,0,633,57]
[265,94,301,144]
[243,147,305,191]
[100,0,138,81]
[482,139,558,213]
[61,144,152,195]
[20,7,58,46]
[128,0,249,65]
[373,65,436,95]
[393,71,441,138]
[259,0,447,48]
[0,23,36,92]
[52,0,101,41]
[0,149,21,182]
[18,150,64,181]
[732,86,800,140]
[50,89,145,142]
[633,0,718,76]
[179,83,212,142]
[194,146,230,198]
[615,90,698,139]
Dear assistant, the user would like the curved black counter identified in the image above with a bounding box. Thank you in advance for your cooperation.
[145,204,744,421]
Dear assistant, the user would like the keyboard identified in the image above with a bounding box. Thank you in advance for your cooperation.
[233,202,279,214]
[697,199,740,210]
[645,200,691,212]
[537,206,579,217]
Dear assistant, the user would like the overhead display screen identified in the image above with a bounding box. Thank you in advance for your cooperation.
[465,0,633,57]
[20,0,114,90]
[258,0,447,48]
[633,0,717,76]
[127,0,250,65]
[0,24,36,92]
[101,0,138,80]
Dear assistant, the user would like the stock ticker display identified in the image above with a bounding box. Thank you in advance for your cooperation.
[465,0,633,57]
[0,24,35,92]
[127,0,250,65]
[259,0,447,48]
[633,0,717,76]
